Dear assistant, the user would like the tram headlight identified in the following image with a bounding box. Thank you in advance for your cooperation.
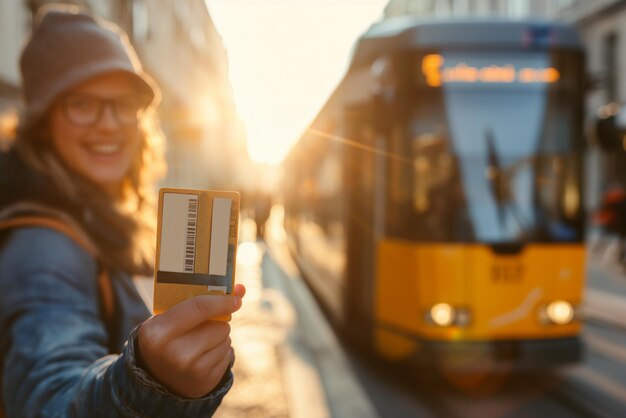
[544,300,575,325]
[430,303,455,327]
[428,304,471,327]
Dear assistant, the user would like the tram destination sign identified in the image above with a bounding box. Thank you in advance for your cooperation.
[421,53,560,87]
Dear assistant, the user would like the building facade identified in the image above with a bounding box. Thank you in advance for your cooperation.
[555,1,626,191]
[555,0,625,120]
[0,0,29,133]
[0,0,250,190]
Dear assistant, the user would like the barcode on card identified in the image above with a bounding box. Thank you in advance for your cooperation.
[159,193,199,274]
[184,195,198,273]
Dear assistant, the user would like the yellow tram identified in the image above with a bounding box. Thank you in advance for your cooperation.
[283,18,586,370]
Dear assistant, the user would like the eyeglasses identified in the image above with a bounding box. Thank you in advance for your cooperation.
[60,93,147,127]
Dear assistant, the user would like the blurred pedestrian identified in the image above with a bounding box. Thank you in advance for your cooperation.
[254,192,272,239]
[0,5,244,417]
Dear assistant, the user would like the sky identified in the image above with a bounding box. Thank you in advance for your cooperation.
[205,0,390,165]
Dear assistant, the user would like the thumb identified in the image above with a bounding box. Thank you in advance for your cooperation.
[158,293,243,336]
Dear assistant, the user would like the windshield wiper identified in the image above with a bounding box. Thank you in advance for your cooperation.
[484,128,529,234]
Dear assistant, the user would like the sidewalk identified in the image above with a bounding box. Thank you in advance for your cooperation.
[214,215,378,418]
[214,219,291,418]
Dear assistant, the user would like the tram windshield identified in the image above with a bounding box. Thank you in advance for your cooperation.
[402,50,584,244]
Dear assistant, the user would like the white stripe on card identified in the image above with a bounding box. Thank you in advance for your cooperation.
[159,193,198,273]
[208,197,231,276]
[207,285,228,293]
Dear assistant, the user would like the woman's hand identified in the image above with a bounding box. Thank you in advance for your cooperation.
[137,284,246,398]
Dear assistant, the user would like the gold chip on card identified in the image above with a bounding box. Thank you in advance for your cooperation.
[153,188,239,320]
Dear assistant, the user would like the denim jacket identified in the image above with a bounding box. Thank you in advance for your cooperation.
[0,227,233,417]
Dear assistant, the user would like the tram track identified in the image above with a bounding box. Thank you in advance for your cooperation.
[535,326,626,418]
[541,369,626,418]
[346,348,617,418]
[583,326,626,365]
[364,339,626,418]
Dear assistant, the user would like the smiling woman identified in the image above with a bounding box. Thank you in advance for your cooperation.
[0,4,245,417]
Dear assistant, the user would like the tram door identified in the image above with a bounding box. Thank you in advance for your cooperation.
[342,103,382,338]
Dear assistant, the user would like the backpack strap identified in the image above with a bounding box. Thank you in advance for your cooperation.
[0,216,115,325]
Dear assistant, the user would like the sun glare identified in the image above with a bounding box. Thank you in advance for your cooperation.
[206,0,388,166]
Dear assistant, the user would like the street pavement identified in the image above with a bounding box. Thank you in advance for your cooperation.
[213,253,289,416]
[215,216,377,418]
[214,220,292,418]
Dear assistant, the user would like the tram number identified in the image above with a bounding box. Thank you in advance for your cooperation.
[491,263,524,283]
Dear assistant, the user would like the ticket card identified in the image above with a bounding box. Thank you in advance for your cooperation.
[153,188,240,320]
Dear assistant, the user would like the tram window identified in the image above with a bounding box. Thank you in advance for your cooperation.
[390,50,585,244]
[412,133,454,214]
[390,124,410,204]
[397,86,471,242]
[534,153,583,240]
[315,155,343,237]
[407,89,450,214]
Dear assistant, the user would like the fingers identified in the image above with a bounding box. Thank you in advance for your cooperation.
[197,337,232,373]
[233,283,246,298]
[193,344,235,397]
[137,283,244,399]
[138,315,237,398]
[170,337,233,399]
[157,292,243,336]
[169,320,231,362]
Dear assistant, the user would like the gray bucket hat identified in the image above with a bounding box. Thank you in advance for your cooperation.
[19,3,161,124]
